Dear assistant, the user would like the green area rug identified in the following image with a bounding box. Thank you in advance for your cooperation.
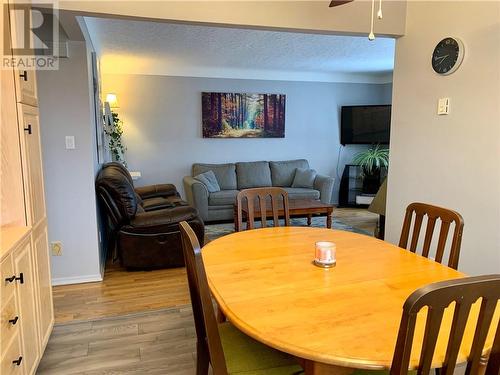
[205,217,371,242]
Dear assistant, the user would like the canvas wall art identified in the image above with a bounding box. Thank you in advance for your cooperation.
[202,92,285,138]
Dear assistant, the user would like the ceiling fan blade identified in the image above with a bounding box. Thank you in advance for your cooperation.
[329,0,354,7]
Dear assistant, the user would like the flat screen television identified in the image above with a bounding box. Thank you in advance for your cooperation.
[340,105,391,145]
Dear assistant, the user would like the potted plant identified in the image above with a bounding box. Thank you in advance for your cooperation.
[352,144,389,194]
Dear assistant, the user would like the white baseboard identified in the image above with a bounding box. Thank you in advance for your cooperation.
[51,274,103,286]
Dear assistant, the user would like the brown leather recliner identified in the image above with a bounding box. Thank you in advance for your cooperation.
[96,163,205,269]
[102,162,184,211]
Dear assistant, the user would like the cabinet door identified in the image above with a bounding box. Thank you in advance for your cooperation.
[32,224,53,349]
[15,69,38,107]
[1,68,26,227]
[0,332,24,375]
[13,241,40,375]
[17,104,46,227]
[7,0,38,106]
[1,254,15,308]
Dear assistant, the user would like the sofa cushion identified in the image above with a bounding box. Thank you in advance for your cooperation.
[193,163,237,190]
[292,168,317,189]
[283,187,320,200]
[141,197,174,211]
[209,190,240,206]
[236,161,272,189]
[194,170,221,193]
[141,196,187,211]
[269,159,309,187]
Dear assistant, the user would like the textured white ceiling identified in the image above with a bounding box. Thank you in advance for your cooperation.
[84,17,395,83]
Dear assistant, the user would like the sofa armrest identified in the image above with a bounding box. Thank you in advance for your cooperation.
[314,174,335,204]
[183,176,209,221]
[135,184,179,199]
[125,206,199,232]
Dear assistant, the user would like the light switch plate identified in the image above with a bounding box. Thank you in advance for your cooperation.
[130,171,142,180]
[65,136,75,149]
[437,98,450,115]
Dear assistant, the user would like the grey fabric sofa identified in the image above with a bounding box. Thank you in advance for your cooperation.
[183,159,334,222]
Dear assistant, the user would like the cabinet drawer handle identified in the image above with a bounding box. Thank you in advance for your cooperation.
[24,124,32,135]
[5,275,16,283]
[4,273,23,284]
[12,356,23,366]
[9,316,19,325]
[19,70,28,81]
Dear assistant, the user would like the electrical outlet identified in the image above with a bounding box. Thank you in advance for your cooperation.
[51,241,63,256]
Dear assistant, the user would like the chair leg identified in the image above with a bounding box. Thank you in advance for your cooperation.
[196,340,210,375]
[307,214,312,226]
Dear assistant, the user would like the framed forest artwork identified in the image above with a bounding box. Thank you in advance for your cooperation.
[202,92,285,138]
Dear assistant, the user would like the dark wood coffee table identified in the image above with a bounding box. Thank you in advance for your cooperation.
[234,199,334,231]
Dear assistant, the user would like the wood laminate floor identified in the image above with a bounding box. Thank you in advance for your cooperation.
[38,306,197,375]
[52,208,378,324]
[333,207,378,235]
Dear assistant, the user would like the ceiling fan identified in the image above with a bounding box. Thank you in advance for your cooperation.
[328,0,383,41]
[329,1,354,7]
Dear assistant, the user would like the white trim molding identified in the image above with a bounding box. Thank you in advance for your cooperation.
[51,274,103,286]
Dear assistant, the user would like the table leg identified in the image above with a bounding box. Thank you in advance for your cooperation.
[304,361,354,375]
[307,214,312,226]
[326,211,333,229]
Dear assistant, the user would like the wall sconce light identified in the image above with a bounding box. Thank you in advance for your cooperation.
[105,93,119,108]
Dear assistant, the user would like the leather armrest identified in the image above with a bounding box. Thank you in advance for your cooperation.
[123,206,199,233]
[135,184,179,199]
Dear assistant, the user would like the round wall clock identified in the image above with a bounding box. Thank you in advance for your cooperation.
[432,37,464,75]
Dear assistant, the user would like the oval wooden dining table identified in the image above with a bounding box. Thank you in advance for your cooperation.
[202,227,498,374]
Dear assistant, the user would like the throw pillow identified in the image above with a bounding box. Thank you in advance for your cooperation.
[292,168,317,189]
[194,170,221,193]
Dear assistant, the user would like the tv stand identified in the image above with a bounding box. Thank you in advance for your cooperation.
[338,165,387,208]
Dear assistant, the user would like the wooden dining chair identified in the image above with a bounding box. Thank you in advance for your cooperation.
[399,203,464,270]
[389,274,500,375]
[236,187,290,231]
[179,221,303,375]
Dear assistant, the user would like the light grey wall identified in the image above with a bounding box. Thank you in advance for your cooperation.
[387,1,500,274]
[38,41,102,285]
[102,74,392,204]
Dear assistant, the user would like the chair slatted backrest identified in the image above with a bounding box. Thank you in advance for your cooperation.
[180,221,228,375]
[236,187,290,231]
[399,203,464,269]
[390,275,500,375]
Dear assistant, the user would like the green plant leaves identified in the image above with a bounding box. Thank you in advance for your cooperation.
[105,110,127,166]
[352,144,389,174]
